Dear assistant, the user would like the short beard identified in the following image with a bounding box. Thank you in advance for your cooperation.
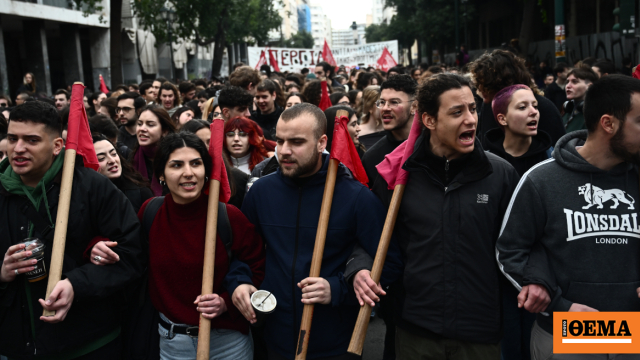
[126,116,138,127]
[610,125,640,166]
[279,151,321,179]
[388,107,412,133]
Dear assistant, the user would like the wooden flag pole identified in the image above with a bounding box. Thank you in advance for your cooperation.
[294,109,348,360]
[347,184,406,355]
[43,81,85,317]
[196,179,221,360]
[42,148,77,317]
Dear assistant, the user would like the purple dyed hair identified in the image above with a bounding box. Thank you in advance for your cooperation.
[491,84,531,124]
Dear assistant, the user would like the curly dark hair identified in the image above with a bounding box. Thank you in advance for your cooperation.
[469,49,541,101]
[416,73,472,119]
[301,80,323,106]
[218,86,253,110]
[381,74,417,97]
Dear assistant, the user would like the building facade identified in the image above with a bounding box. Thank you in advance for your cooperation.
[0,0,111,96]
[372,0,395,24]
[310,3,331,48]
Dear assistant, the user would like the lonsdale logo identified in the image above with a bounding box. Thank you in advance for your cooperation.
[554,312,640,353]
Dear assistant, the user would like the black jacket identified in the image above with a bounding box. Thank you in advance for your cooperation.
[251,106,284,141]
[368,131,519,343]
[543,81,566,112]
[113,176,154,214]
[361,131,404,188]
[0,164,143,359]
[478,94,565,151]
[484,129,552,177]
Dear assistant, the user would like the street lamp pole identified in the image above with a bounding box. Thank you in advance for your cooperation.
[351,21,358,45]
[160,7,176,81]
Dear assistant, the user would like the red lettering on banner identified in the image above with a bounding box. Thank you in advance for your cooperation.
[310,51,315,65]
[290,51,298,65]
[282,51,289,66]
[299,51,304,65]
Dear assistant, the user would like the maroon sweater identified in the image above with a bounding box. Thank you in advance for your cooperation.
[139,193,265,334]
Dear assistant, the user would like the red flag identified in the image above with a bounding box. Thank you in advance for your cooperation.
[330,115,368,186]
[319,80,332,111]
[255,50,267,70]
[376,111,422,189]
[322,40,336,66]
[208,119,231,203]
[67,83,99,171]
[633,65,640,80]
[99,74,109,94]
[376,47,398,72]
[268,49,281,72]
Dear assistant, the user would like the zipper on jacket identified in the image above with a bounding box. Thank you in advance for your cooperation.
[445,159,450,184]
[291,186,303,352]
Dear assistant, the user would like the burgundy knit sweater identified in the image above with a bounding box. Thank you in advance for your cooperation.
[138,193,265,334]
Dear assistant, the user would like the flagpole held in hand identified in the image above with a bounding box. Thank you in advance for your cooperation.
[347,112,422,355]
[43,82,100,317]
[294,109,351,360]
[347,185,404,355]
[196,178,220,360]
[196,119,232,360]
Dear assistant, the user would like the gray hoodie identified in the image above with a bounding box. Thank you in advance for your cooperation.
[496,130,640,334]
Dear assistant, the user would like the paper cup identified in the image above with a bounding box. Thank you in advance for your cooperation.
[251,290,277,327]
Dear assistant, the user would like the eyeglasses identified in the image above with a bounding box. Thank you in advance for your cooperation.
[115,107,134,114]
[226,131,248,137]
[338,101,350,106]
[0,103,7,107]
[376,99,414,109]
[213,111,221,117]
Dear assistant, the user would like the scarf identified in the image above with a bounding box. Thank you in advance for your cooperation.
[134,145,163,196]
[0,149,65,235]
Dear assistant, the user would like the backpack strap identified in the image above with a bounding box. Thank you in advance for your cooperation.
[217,202,233,259]
[142,196,165,244]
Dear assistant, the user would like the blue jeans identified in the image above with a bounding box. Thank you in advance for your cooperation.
[158,313,253,360]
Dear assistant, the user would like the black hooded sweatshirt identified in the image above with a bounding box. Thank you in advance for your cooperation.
[484,129,553,177]
[497,130,640,334]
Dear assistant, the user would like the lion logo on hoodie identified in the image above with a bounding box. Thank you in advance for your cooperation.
[578,183,635,210]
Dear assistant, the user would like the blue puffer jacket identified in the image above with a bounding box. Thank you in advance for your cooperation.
[240,154,403,359]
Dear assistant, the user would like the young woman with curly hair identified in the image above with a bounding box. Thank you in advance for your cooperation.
[469,49,565,147]
[223,117,270,174]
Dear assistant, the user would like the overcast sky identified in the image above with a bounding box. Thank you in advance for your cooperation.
[317,0,372,30]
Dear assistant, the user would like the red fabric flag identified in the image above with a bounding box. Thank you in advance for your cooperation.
[322,40,337,66]
[319,80,332,111]
[376,47,398,72]
[255,50,267,70]
[376,111,422,189]
[633,65,640,80]
[330,115,368,186]
[67,83,99,171]
[99,74,109,94]
[268,49,281,72]
[208,119,231,203]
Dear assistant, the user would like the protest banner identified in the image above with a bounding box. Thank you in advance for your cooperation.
[247,40,399,72]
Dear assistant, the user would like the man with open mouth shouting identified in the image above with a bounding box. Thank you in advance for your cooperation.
[349,73,520,360]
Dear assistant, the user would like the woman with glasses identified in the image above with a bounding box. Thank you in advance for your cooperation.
[223,117,270,174]
[357,85,384,149]
[329,92,350,107]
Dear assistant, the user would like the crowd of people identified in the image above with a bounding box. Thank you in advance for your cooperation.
[0,49,639,360]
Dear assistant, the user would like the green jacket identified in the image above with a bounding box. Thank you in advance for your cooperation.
[562,100,586,132]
